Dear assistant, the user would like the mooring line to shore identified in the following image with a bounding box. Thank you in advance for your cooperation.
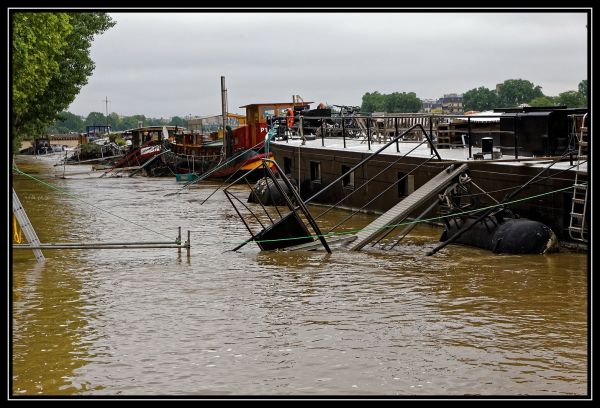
[12,164,577,250]
[12,165,173,240]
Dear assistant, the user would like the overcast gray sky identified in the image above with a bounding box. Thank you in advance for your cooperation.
[66,10,589,119]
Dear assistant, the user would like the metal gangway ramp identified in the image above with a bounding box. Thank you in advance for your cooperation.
[348,163,468,251]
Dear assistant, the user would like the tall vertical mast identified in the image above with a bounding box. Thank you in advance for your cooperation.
[221,76,228,158]
[104,96,111,132]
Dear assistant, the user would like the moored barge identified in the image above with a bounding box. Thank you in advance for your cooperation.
[266,107,589,246]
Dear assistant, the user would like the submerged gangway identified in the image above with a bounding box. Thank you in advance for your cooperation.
[347,163,469,251]
[226,123,444,253]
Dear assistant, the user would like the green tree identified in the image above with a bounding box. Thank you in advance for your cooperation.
[462,86,499,111]
[106,112,121,130]
[11,12,114,149]
[385,92,422,113]
[169,116,187,128]
[497,79,544,107]
[361,91,421,113]
[85,112,107,127]
[361,92,386,113]
[528,96,556,107]
[119,115,144,130]
[555,91,586,108]
[47,111,85,134]
[12,13,72,144]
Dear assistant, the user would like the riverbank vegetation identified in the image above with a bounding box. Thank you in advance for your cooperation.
[11,12,115,151]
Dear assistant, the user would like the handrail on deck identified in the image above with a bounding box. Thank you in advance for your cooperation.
[304,123,442,205]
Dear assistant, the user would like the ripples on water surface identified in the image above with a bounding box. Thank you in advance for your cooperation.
[11,155,589,397]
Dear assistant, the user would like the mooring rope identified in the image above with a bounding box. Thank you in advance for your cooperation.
[12,165,173,240]
[11,163,579,249]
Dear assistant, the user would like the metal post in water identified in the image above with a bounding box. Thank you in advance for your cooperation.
[178,226,181,255]
[187,230,191,257]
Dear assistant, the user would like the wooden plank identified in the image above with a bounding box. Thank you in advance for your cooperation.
[349,164,468,251]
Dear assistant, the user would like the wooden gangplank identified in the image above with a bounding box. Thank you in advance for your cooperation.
[348,164,468,251]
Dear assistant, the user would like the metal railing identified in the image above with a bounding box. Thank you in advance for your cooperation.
[273,113,529,160]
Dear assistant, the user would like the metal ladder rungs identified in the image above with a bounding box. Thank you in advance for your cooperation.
[569,226,588,232]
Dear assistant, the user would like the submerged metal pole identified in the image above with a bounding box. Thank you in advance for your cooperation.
[187,230,191,257]
[178,226,182,255]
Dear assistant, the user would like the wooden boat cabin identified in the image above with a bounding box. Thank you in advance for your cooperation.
[233,101,312,150]
[126,125,183,148]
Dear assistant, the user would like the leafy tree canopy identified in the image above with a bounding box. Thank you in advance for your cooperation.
[497,79,544,107]
[528,96,556,107]
[462,86,499,112]
[555,91,586,108]
[361,91,422,113]
[12,12,115,149]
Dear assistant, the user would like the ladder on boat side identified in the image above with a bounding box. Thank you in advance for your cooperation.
[568,124,589,243]
[12,188,45,262]
[348,163,469,251]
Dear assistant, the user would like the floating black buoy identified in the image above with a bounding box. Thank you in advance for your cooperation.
[441,216,558,254]
[248,177,293,206]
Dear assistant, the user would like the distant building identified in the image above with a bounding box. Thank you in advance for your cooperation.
[421,99,442,113]
[440,93,463,114]
[419,94,463,114]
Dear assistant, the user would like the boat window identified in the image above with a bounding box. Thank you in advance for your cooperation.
[260,106,275,121]
[310,161,321,183]
[341,165,354,188]
[279,108,289,117]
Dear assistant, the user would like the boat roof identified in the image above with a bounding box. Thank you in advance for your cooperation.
[271,137,581,172]
[189,113,246,120]
[454,110,503,123]
[122,125,186,133]
[239,102,314,108]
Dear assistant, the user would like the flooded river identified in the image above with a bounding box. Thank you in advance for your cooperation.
[11,155,589,397]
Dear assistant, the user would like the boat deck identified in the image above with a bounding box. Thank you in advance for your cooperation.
[271,136,585,173]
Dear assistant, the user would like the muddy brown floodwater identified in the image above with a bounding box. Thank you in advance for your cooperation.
[11,154,588,397]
